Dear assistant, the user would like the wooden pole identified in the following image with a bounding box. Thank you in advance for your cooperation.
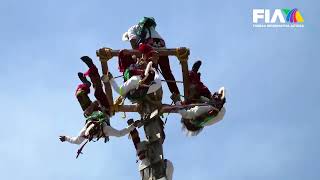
[176,47,190,99]
[96,48,114,115]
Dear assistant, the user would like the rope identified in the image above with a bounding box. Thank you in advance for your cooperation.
[161,80,183,83]
[164,101,174,125]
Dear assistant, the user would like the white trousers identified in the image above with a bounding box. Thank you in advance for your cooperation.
[110,70,161,97]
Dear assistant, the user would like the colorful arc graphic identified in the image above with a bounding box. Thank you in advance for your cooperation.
[282,8,304,23]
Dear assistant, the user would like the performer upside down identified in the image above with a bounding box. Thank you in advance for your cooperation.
[176,61,227,136]
[60,56,140,158]
[59,108,140,145]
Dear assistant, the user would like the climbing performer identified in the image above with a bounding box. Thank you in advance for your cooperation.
[106,45,162,99]
[122,17,180,99]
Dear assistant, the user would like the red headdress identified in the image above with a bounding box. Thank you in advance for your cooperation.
[138,43,157,60]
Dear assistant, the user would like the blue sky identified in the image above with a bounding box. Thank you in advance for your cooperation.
[0,0,319,179]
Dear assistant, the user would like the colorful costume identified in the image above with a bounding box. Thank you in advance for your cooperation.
[177,61,225,136]
[178,101,226,136]
[110,63,161,97]
[64,111,136,145]
[187,60,211,103]
[81,56,110,111]
[75,56,111,116]
[75,83,92,111]
[109,45,162,100]
[123,17,180,95]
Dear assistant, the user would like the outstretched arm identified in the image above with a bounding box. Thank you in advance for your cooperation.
[60,126,87,145]
[64,135,86,145]
[103,123,136,137]
[140,61,153,84]
[144,61,153,77]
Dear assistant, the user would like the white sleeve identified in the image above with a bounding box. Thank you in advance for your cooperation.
[144,61,153,77]
[146,69,162,94]
[103,124,135,137]
[64,126,87,145]
[110,79,122,95]
[127,25,139,40]
[118,76,142,96]
[110,76,141,96]
[179,105,212,119]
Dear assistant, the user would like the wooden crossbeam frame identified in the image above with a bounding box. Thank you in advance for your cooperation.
[96,47,190,114]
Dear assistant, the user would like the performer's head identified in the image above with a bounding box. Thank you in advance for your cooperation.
[138,43,159,63]
[85,121,101,140]
[139,17,157,28]
[212,87,225,100]
[209,87,226,111]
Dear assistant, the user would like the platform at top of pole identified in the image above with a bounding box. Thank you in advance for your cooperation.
[96,47,190,61]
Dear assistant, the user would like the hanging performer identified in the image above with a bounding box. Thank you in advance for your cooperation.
[74,56,112,118]
[122,17,180,100]
[176,86,226,136]
[106,44,162,100]
[171,60,226,135]
[59,98,141,158]
[59,109,140,145]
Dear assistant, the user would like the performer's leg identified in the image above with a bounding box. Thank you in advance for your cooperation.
[75,82,91,113]
[76,72,92,111]
[158,56,180,94]
[76,85,92,111]
[81,56,110,110]
[190,61,211,99]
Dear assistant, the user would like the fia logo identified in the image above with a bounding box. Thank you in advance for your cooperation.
[253,9,304,24]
